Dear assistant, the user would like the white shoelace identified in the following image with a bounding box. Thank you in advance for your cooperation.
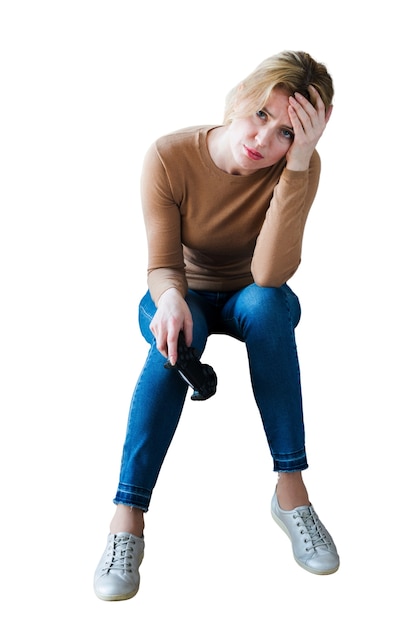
[103,535,134,572]
[297,508,332,551]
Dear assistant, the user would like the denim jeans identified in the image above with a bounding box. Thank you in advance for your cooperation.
[114,283,307,511]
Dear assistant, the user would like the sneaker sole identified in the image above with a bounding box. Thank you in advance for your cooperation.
[94,581,140,602]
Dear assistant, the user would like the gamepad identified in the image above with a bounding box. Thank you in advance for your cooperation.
[164,331,217,400]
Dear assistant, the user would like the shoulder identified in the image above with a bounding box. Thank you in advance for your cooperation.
[143,126,218,182]
[154,125,213,155]
[141,126,216,191]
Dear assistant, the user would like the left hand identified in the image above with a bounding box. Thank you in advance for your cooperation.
[285,85,333,171]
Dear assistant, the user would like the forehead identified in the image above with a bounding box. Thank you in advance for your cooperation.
[263,88,291,120]
[265,87,290,106]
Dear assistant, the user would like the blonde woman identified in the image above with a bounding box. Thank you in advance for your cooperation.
[94,50,339,601]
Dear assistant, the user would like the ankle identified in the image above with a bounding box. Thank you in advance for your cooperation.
[110,504,145,537]
[276,472,310,511]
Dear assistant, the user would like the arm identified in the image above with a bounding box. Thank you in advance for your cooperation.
[251,86,332,286]
[140,143,193,362]
[141,143,188,303]
[250,152,320,286]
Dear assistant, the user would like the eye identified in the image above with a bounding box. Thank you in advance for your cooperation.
[280,128,294,141]
[256,110,267,121]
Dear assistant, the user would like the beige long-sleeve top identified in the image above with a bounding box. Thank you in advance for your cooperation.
[140,125,321,304]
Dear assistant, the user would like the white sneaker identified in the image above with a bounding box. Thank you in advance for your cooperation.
[271,493,339,575]
[94,532,145,601]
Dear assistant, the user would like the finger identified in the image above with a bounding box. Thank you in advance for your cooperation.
[166,330,180,365]
[290,93,313,116]
[307,87,331,130]
[294,90,316,111]
[307,85,325,113]
[294,89,326,127]
[288,97,313,133]
[288,103,305,133]
[157,336,169,360]
[150,322,169,359]
[182,317,194,347]
[291,93,327,137]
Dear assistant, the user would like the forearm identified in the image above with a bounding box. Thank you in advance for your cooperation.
[148,268,188,305]
[141,141,188,304]
[251,153,320,286]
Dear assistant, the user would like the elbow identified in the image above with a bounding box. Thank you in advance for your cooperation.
[251,260,300,288]
[252,274,280,289]
[253,275,286,289]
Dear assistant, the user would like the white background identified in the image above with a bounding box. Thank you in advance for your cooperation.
[1,1,416,623]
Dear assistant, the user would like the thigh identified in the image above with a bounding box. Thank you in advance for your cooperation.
[138,290,218,356]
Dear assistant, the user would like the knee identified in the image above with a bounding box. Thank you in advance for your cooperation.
[239,284,301,330]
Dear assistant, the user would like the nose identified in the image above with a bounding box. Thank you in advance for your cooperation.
[255,126,270,148]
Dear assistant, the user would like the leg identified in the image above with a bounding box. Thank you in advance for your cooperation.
[110,322,187,535]
[95,290,215,600]
[113,290,213,514]
[221,284,316,508]
[275,471,309,510]
[221,284,308,499]
[220,283,339,574]
[110,504,146,537]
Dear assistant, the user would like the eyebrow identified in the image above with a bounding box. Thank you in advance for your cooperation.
[263,106,275,119]
[263,107,294,132]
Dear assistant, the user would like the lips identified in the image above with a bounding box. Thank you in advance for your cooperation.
[244,145,263,161]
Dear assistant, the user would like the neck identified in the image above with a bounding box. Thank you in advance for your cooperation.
[207,126,233,174]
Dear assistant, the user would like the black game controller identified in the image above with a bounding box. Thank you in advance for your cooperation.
[164,331,217,400]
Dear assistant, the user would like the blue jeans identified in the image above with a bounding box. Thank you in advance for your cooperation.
[114,283,307,511]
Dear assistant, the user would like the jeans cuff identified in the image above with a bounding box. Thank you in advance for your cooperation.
[272,448,308,472]
[113,483,152,512]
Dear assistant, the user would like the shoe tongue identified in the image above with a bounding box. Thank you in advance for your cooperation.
[114,533,131,546]
[299,507,315,529]
[296,505,311,516]
[114,532,131,540]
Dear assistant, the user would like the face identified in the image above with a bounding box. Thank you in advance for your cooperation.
[225,88,294,175]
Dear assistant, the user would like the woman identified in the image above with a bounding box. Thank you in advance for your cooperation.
[94,50,339,601]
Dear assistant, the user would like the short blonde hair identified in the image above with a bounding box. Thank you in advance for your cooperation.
[224,50,334,124]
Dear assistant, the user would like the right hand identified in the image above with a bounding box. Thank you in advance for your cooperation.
[286,85,333,172]
[149,288,193,364]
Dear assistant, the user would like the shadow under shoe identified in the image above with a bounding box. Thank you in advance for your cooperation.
[94,532,145,601]
[271,492,339,575]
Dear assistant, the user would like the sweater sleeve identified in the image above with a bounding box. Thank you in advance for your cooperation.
[250,150,321,287]
[140,143,188,303]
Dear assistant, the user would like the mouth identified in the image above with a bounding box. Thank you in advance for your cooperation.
[244,145,263,161]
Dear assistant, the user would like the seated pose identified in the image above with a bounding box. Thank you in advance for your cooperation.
[94,50,339,601]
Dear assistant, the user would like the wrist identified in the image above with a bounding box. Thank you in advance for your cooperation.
[157,287,183,306]
[286,157,310,172]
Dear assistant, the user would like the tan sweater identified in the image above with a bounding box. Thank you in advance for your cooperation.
[141,125,321,304]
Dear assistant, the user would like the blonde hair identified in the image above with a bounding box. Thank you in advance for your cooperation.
[224,50,334,124]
